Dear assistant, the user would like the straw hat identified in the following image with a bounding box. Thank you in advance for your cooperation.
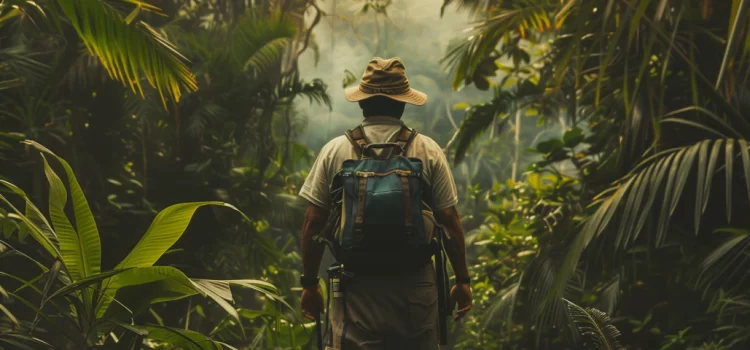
[344,57,427,106]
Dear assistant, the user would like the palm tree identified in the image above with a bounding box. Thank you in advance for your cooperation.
[443,0,750,346]
[1,0,197,107]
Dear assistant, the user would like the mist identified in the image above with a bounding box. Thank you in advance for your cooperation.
[294,0,491,150]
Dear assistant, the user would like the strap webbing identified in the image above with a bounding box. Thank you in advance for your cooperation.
[400,176,413,235]
[399,127,419,156]
[354,176,367,232]
[384,126,419,158]
[345,125,369,159]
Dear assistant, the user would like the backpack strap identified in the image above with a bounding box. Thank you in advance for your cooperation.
[397,127,418,154]
[383,126,419,158]
[345,125,370,159]
[392,126,419,235]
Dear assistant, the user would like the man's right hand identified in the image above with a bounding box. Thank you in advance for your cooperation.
[451,283,473,320]
[301,287,324,321]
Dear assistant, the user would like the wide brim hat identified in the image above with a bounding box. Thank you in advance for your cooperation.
[344,57,427,106]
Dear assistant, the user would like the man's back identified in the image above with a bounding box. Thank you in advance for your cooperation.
[299,116,458,213]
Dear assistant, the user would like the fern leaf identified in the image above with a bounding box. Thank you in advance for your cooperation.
[565,299,625,350]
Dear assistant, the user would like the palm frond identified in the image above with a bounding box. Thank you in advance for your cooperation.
[452,87,514,165]
[243,37,291,77]
[185,103,228,137]
[451,78,552,165]
[589,138,749,247]
[565,299,625,350]
[58,0,197,107]
[518,249,572,335]
[482,279,521,331]
[547,139,750,320]
[0,45,49,90]
[596,275,621,316]
[442,0,557,90]
[0,0,47,31]
[291,78,332,110]
[231,11,296,77]
[712,294,750,347]
[697,228,750,295]
[453,102,509,166]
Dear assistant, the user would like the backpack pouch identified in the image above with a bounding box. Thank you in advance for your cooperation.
[334,156,431,268]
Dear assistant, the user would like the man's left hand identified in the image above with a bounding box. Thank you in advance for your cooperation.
[301,287,324,321]
[450,283,473,320]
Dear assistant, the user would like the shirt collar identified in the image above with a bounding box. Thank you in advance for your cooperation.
[361,116,405,126]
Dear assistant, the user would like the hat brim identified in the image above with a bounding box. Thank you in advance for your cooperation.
[344,86,427,106]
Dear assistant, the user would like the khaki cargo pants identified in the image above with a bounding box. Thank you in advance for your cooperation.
[325,264,439,350]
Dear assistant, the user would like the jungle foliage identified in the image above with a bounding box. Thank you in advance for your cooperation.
[1,0,329,348]
[442,0,750,349]
[3,0,750,349]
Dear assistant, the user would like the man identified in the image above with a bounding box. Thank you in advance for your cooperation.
[298,57,472,350]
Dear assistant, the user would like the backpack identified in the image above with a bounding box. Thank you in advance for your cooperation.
[316,124,452,345]
[325,124,437,271]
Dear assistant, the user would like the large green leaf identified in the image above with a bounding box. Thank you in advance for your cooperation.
[191,279,239,322]
[115,202,245,269]
[27,141,101,277]
[40,155,88,282]
[57,0,197,106]
[140,324,226,350]
[97,266,198,317]
[107,266,195,291]
[191,278,291,322]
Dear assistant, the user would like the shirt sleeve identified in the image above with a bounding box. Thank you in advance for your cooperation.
[429,144,459,211]
[299,143,332,209]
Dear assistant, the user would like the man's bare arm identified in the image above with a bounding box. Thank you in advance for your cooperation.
[301,203,328,279]
[435,206,470,281]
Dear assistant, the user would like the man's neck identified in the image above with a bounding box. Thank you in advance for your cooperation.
[363,114,401,119]
[361,116,405,126]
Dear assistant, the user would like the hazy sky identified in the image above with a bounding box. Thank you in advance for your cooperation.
[295,0,481,149]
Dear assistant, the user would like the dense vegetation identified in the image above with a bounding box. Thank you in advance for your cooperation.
[2,0,750,349]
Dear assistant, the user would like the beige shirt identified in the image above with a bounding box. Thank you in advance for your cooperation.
[299,116,458,211]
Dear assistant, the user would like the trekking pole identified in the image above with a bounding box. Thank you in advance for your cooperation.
[316,316,323,350]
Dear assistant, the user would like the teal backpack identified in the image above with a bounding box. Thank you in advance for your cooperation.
[326,124,436,271]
